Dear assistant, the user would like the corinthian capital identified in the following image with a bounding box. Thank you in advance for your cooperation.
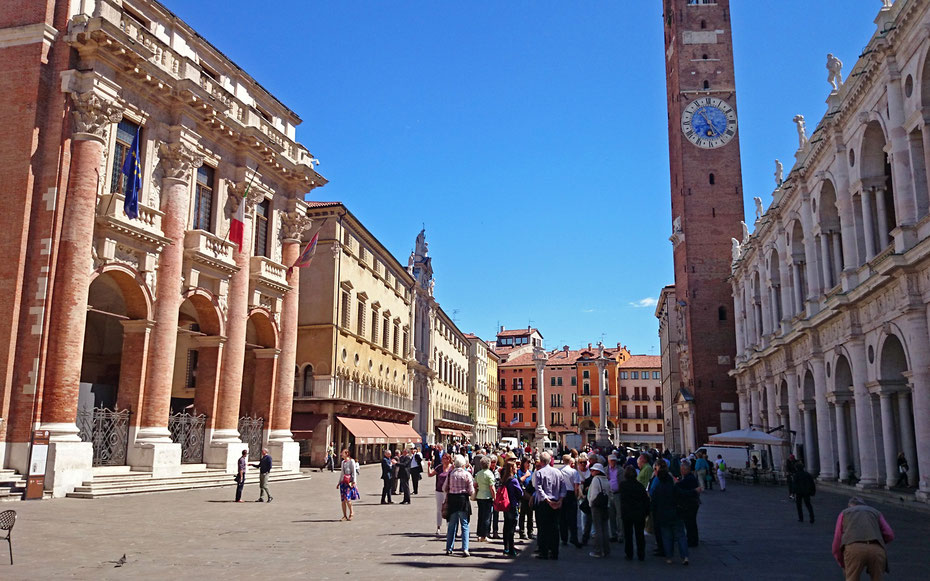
[228,178,267,217]
[158,141,204,182]
[280,210,312,241]
[70,91,123,143]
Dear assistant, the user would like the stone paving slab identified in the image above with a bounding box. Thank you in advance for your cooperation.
[2,465,928,580]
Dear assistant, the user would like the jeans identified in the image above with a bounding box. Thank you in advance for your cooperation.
[579,508,591,543]
[681,504,699,546]
[660,520,688,560]
[503,510,518,553]
[591,505,610,556]
[519,493,534,536]
[446,511,470,552]
[559,492,578,545]
[259,472,272,501]
[235,475,245,502]
[623,515,646,560]
[796,494,814,522]
[477,499,493,538]
[435,491,445,529]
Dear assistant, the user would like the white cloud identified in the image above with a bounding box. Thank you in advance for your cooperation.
[581,308,596,313]
[629,297,658,308]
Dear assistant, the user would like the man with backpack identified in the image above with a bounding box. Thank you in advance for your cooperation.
[715,454,728,492]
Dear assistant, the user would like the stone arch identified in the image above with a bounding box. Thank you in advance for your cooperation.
[817,179,843,287]
[787,220,807,312]
[179,288,224,336]
[859,120,896,252]
[89,264,153,320]
[801,367,816,402]
[767,248,784,324]
[878,331,909,382]
[832,352,854,395]
[246,307,278,349]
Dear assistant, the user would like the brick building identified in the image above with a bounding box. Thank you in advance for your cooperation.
[0,0,323,495]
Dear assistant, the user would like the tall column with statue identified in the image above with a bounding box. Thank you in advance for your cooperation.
[532,347,548,454]
[594,347,611,448]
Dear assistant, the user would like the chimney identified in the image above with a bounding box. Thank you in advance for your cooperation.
[527,325,531,331]
[587,343,592,351]
[500,325,505,332]
[617,343,621,350]
[563,345,569,356]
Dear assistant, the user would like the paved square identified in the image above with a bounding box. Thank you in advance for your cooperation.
[3,465,929,580]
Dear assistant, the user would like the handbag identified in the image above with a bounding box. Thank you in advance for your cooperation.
[645,514,654,535]
[579,497,591,515]
[592,491,609,510]
[234,473,241,483]
[342,474,352,486]
[441,496,450,520]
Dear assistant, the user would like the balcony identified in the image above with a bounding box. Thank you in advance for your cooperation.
[653,395,663,401]
[307,377,414,413]
[249,256,290,304]
[441,409,473,425]
[95,193,170,269]
[183,229,238,281]
[620,395,630,401]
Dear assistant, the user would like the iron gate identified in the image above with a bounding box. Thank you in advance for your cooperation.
[169,412,207,464]
[77,408,131,466]
[237,416,264,461]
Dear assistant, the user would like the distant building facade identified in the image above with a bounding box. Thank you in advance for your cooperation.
[656,285,686,452]
[618,356,664,447]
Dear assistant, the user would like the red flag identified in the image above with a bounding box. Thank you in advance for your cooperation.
[286,232,318,276]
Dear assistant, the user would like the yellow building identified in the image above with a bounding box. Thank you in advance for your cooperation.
[294,203,417,466]
[487,349,500,443]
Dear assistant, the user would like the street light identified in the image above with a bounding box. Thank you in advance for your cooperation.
[532,346,549,454]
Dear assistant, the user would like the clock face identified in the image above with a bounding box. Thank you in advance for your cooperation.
[681,97,737,149]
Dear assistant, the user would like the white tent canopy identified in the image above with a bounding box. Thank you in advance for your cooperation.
[708,427,786,445]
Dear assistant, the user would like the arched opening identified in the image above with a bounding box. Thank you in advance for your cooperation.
[878,333,918,488]
[175,292,223,415]
[238,309,278,418]
[708,172,715,185]
[301,364,315,397]
[700,19,706,29]
[832,354,857,479]
[768,249,783,326]
[860,121,896,254]
[703,80,710,90]
[915,50,930,219]
[778,378,790,437]
[818,180,843,288]
[751,270,763,338]
[801,369,819,474]
[717,306,727,321]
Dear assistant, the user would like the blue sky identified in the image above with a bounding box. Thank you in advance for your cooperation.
[168,1,880,354]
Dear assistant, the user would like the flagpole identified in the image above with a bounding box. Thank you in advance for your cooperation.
[222,170,258,244]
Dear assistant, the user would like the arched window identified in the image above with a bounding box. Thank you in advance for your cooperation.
[702,54,708,60]
[709,173,715,185]
[700,20,706,29]
[718,306,727,321]
[303,364,314,397]
[703,80,710,90]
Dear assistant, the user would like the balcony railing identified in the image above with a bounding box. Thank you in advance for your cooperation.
[250,255,289,292]
[653,395,663,401]
[306,377,413,413]
[441,409,473,425]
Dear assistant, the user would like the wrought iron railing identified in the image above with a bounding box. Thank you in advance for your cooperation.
[77,408,131,467]
[238,416,264,461]
[441,409,473,425]
[169,412,207,464]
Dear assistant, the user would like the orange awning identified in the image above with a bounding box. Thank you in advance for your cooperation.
[337,416,388,445]
[373,421,421,444]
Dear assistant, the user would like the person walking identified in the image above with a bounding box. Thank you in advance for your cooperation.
[606,452,622,543]
[397,447,412,504]
[715,454,727,491]
[325,442,335,472]
[576,453,593,546]
[499,460,523,557]
[558,454,581,548]
[831,497,895,581]
[532,451,567,560]
[517,456,535,540]
[443,454,475,557]
[410,446,424,494]
[380,448,394,505]
[338,449,360,521]
[895,452,909,488]
[587,462,611,558]
[793,462,816,524]
[234,449,248,503]
[651,460,689,565]
[676,459,701,546]
[475,456,496,542]
[429,452,454,535]
[252,448,273,503]
[694,452,711,491]
[619,465,650,561]
[785,454,799,499]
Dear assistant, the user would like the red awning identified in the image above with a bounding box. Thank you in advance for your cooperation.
[372,421,420,444]
[437,428,456,437]
[337,416,388,445]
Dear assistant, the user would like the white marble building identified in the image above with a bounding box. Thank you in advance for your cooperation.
[730,0,930,501]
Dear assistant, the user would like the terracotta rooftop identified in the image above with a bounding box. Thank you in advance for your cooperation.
[497,327,542,338]
[619,355,661,368]
[304,201,343,208]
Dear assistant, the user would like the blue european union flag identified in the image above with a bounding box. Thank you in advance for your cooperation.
[121,129,142,220]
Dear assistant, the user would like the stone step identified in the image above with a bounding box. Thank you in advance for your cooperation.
[66,470,309,499]
[87,467,292,485]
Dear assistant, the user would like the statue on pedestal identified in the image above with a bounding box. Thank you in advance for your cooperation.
[754,196,764,222]
[741,221,750,245]
[793,114,808,150]
[827,54,843,91]
[774,159,784,186]
[731,238,742,263]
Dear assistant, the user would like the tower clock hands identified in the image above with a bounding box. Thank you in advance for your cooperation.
[697,108,720,138]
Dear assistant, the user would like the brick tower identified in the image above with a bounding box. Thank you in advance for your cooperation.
[662,0,742,448]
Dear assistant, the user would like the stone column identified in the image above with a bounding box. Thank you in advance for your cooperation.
[819,234,833,290]
[269,209,311,471]
[897,390,918,487]
[903,311,930,499]
[40,89,122,497]
[848,340,879,487]
[765,377,777,430]
[533,348,549,453]
[878,390,899,489]
[133,136,202,477]
[759,275,771,336]
[861,189,877,260]
[832,397,850,481]
[873,187,890,250]
[769,286,780,332]
[785,372,802,456]
[791,263,804,315]
[594,358,610,447]
[812,357,836,480]
[750,387,761,426]
[777,246,792,323]
[885,66,918,251]
[802,405,818,472]
[799,195,822,305]
[831,233,844,283]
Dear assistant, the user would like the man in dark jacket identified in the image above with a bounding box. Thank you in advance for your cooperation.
[252,448,273,503]
[619,466,650,561]
[397,447,412,504]
[793,462,816,523]
[380,449,394,504]
[676,460,702,546]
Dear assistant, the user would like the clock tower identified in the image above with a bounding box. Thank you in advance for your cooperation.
[663,0,742,447]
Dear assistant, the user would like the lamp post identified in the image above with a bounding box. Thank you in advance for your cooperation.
[594,343,612,448]
[533,347,549,454]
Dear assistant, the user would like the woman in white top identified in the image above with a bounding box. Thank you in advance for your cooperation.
[587,463,611,558]
[338,449,360,521]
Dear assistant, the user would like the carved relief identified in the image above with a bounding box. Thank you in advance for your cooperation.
[70,91,123,140]
[157,141,204,182]
[113,244,140,269]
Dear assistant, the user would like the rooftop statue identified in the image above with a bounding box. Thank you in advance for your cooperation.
[827,53,843,91]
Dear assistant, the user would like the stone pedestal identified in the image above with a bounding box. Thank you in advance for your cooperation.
[45,440,93,498]
[126,439,181,478]
[204,434,247,473]
[268,440,300,472]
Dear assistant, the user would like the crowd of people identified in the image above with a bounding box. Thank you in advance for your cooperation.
[329,440,897,579]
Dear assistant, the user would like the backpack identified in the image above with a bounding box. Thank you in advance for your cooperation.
[717,459,727,471]
[494,484,511,511]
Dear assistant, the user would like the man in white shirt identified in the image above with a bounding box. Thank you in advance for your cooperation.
[559,454,581,548]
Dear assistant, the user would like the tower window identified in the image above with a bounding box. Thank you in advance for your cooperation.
[702,54,708,60]
[703,80,710,90]
[718,306,727,321]
[709,173,715,185]
[700,20,706,29]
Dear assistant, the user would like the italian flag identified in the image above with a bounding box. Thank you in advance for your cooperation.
[229,187,246,253]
